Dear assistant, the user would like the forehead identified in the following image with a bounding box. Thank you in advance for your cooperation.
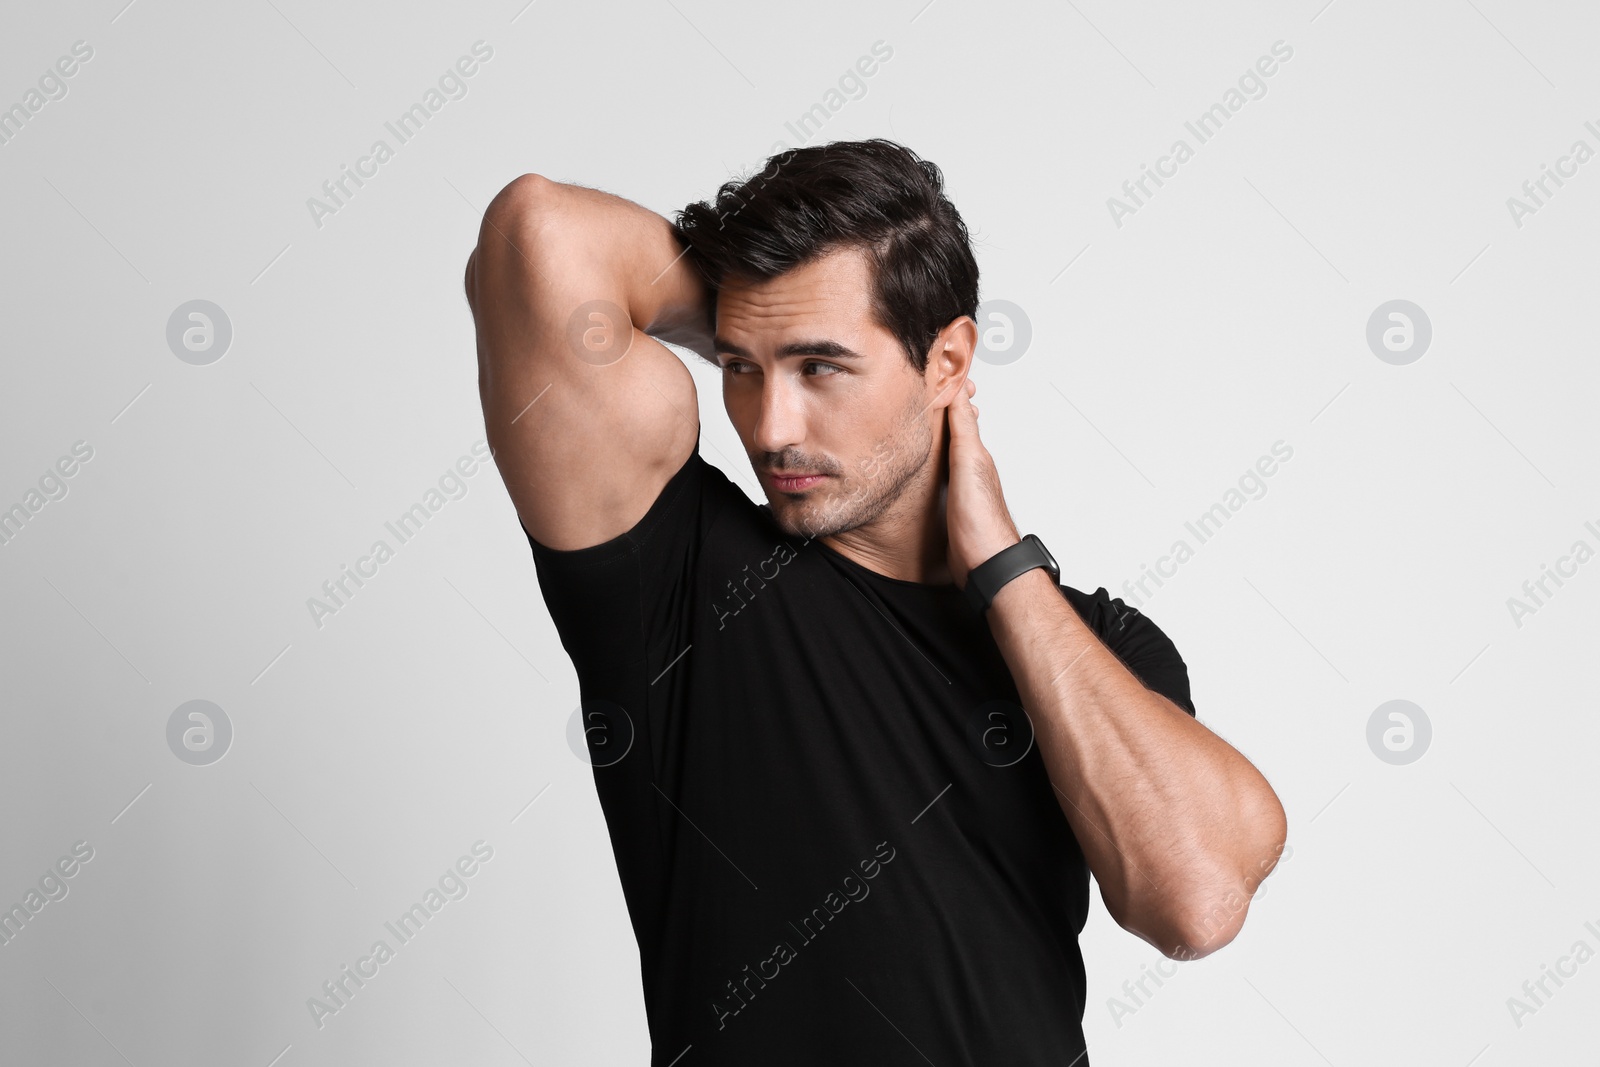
[715,246,882,342]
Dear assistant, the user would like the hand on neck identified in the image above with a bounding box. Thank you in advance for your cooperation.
[821,438,952,585]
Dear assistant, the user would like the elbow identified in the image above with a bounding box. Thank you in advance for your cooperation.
[1140,818,1290,961]
[1115,892,1245,962]
[1166,894,1249,961]
[471,172,565,291]
[485,171,558,222]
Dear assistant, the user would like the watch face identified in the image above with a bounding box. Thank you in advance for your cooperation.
[1029,535,1059,578]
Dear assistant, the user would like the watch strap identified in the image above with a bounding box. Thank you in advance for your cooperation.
[964,534,1059,614]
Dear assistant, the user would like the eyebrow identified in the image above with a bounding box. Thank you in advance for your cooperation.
[714,338,864,361]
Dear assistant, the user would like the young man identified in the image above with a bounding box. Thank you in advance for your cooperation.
[464,139,1287,1065]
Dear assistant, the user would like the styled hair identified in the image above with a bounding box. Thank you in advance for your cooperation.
[672,138,979,373]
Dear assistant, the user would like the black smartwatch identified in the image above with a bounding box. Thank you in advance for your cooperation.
[964,534,1060,615]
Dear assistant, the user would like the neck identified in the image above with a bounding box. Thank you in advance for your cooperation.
[819,426,951,585]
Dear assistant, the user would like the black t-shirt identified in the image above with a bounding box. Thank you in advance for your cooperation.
[523,437,1196,1066]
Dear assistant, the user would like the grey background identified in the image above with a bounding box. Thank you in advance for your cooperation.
[2,0,1596,1063]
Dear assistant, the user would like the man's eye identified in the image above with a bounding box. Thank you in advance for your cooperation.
[722,361,839,376]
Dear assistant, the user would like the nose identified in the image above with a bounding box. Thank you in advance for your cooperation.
[750,370,806,456]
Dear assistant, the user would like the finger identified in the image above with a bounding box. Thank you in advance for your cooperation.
[947,378,980,440]
[927,375,965,414]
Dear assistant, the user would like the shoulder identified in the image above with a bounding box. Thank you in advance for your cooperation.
[1060,585,1196,717]
[1059,584,1141,635]
[523,439,770,570]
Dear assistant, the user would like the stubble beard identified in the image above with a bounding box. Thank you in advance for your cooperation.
[776,396,934,542]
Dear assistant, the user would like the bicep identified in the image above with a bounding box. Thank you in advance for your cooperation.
[468,179,700,552]
[480,322,698,552]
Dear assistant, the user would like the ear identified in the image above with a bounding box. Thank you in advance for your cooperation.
[924,315,978,410]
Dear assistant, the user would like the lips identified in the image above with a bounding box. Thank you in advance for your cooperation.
[764,470,828,492]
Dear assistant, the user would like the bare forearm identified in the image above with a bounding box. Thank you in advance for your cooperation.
[987,569,1287,957]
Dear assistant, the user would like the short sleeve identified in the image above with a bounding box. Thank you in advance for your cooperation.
[521,438,721,684]
[519,441,738,960]
[1061,586,1196,717]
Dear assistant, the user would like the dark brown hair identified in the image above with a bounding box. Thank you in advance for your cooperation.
[673,138,980,373]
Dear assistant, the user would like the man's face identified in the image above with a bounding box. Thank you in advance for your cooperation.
[714,246,937,540]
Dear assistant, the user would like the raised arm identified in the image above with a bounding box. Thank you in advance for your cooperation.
[464,174,715,550]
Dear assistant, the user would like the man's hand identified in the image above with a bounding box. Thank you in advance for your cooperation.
[966,383,1291,956]
[944,377,1022,587]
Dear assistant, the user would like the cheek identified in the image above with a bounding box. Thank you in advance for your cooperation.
[808,395,854,440]
[814,370,892,432]
[722,375,764,427]
[845,421,908,487]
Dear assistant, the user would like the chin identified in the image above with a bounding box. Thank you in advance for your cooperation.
[770,494,850,541]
